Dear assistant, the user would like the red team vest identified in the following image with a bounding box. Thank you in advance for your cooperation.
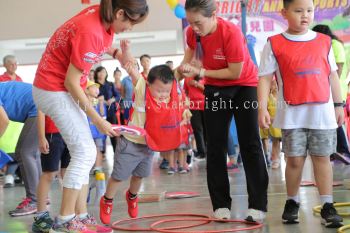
[269,33,331,105]
[144,80,183,151]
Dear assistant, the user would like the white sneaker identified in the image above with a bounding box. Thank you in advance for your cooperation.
[4,174,14,188]
[245,209,266,223]
[213,208,231,220]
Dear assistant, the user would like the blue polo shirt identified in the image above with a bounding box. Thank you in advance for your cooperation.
[0,82,37,122]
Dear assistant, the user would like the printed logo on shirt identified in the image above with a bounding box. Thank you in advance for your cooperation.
[86,8,96,15]
[83,52,102,64]
[213,48,226,60]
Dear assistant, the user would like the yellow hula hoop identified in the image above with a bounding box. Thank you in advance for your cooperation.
[338,225,350,233]
[313,202,350,217]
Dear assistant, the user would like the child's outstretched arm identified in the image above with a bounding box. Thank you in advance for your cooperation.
[330,71,345,126]
[258,75,273,129]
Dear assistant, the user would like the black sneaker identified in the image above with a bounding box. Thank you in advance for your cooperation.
[320,203,343,228]
[282,199,300,224]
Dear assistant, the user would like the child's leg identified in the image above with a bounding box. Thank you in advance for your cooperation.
[271,138,281,162]
[94,144,103,172]
[129,176,142,194]
[285,157,306,197]
[311,156,332,197]
[37,171,57,212]
[167,150,175,169]
[262,139,269,154]
[177,149,186,168]
[105,177,122,199]
[308,129,342,228]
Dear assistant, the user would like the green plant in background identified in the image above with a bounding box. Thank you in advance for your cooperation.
[316,14,350,31]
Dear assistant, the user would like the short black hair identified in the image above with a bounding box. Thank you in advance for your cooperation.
[140,54,151,61]
[283,0,294,8]
[148,65,174,84]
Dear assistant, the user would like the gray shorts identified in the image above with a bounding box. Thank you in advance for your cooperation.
[282,129,336,157]
[111,136,154,181]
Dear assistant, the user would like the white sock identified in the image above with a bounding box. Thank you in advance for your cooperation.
[57,214,75,225]
[320,195,333,205]
[79,212,88,220]
[287,195,300,203]
[36,210,48,218]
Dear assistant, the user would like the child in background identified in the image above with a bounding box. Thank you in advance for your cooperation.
[258,0,344,227]
[100,64,189,225]
[32,113,71,232]
[259,79,282,169]
[85,80,107,174]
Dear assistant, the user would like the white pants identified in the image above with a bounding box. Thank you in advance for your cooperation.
[33,87,96,189]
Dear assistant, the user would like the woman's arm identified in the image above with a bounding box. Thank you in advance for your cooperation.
[181,62,243,80]
[64,63,117,137]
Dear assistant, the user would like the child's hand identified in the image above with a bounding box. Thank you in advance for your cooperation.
[120,40,134,66]
[124,61,139,80]
[258,110,271,129]
[39,137,49,154]
[335,106,345,127]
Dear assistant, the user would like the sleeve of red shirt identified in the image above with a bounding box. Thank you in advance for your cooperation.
[223,24,245,63]
[70,32,100,72]
[186,27,196,50]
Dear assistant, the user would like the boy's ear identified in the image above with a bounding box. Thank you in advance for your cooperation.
[281,8,287,19]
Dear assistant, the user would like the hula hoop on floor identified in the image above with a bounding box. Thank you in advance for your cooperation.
[150,218,263,233]
[313,203,350,217]
[338,224,350,233]
[111,213,210,231]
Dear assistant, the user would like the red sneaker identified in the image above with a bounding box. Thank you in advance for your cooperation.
[99,196,113,225]
[125,190,138,218]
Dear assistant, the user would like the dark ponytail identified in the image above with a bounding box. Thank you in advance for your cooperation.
[100,0,149,24]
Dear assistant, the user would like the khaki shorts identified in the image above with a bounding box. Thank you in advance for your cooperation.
[282,129,336,157]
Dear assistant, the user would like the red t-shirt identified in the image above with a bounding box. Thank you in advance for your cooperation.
[186,17,258,87]
[34,5,114,91]
[45,116,59,134]
[183,77,205,110]
[0,72,23,82]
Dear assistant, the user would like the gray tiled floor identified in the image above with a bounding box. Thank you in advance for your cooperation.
[1,149,350,233]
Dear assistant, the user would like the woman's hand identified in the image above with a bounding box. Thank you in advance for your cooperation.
[179,63,200,77]
[94,118,119,137]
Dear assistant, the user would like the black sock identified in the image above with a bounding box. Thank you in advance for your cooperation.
[128,191,137,200]
[104,195,113,201]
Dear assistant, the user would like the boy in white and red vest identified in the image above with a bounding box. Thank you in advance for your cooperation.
[258,0,344,228]
[100,64,190,225]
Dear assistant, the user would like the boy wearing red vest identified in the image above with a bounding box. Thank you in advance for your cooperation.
[99,64,188,225]
[258,0,344,228]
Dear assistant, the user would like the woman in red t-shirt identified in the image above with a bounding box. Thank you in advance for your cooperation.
[177,0,268,222]
[32,0,148,232]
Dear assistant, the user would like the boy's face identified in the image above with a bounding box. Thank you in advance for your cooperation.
[86,85,100,98]
[282,0,314,34]
[140,57,151,70]
[148,79,172,103]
